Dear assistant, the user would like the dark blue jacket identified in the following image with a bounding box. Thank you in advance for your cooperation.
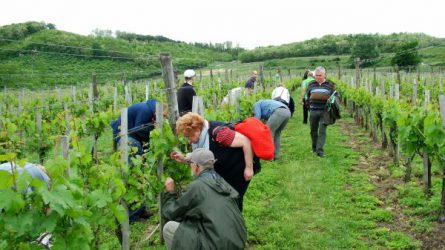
[245,77,256,89]
[111,99,157,144]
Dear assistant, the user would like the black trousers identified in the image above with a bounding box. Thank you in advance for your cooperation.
[302,99,309,124]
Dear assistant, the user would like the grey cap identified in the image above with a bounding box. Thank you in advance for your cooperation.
[186,148,216,169]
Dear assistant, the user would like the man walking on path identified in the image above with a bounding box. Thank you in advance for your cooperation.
[162,148,246,250]
[253,99,291,160]
[306,66,336,157]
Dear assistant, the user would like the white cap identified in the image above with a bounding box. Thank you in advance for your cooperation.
[184,69,196,78]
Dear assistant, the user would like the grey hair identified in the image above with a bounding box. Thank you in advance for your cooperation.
[314,66,326,75]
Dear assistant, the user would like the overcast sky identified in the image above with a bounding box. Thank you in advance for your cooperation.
[1,0,444,49]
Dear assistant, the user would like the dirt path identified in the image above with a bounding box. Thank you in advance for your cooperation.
[339,117,445,250]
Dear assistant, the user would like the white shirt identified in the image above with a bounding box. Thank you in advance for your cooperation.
[221,87,244,106]
[271,86,290,104]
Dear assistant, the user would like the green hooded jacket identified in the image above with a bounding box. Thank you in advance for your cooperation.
[301,76,315,100]
[161,169,246,250]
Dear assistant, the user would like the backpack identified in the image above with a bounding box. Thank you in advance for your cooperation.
[211,117,275,161]
[273,96,289,106]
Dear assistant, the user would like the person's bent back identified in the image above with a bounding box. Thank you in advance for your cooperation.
[161,148,246,250]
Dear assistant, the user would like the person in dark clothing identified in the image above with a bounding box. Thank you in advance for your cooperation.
[111,99,159,155]
[170,113,261,212]
[301,71,315,124]
[306,66,336,157]
[177,69,197,116]
[245,70,258,93]
[302,68,309,80]
[110,99,164,222]
[288,96,295,117]
[162,148,246,250]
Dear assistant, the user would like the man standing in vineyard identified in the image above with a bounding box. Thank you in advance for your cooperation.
[162,148,246,250]
[306,66,336,157]
[177,69,197,116]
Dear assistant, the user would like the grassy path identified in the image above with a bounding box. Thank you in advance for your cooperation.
[121,105,431,249]
[243,110,420,249]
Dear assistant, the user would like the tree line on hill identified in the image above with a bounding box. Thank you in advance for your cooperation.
[0,21,443,87]
[239,33,445,68]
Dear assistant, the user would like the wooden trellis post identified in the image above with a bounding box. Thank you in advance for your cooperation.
[89,83,94,113]
[36,112,43,164]
[337,62,341,80]
[71,86,77,104]
[125,85,132,105]
[412,79,418,105]
[114,87,118,112]
[212,93,217,108]
[56,87,62,102]
[259,65,265,90]
[146,82,150,100]
[355,58,360,89]
[92,72,99,100]
[192,96,204,116]
[159,53,179,131]
[423,90,432,195]
[380,79,385,98]
[438,95,445,222]
[63,103,71,176]
[119,107,130,250]
[155,102,165,242]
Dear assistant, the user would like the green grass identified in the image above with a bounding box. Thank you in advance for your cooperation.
[419,46,445,66]
[242,101,421,249]
[25,91,432,249]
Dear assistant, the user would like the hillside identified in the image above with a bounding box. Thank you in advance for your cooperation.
[0,22,238,88]
[238,33,445,66]
[1,22,444,88]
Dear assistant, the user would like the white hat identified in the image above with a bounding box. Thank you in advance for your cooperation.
[184,69,196,78]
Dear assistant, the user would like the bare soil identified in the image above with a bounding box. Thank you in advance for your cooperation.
[339,117,445,250]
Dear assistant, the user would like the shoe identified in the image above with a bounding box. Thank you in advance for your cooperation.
[317,152,324,158]
[312,147,316,153]
[138,209,154,220]
[130,209,154,223]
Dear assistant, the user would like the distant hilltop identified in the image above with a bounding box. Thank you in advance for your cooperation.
[1,21,444,88]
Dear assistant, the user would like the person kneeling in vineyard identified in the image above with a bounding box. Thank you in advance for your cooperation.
[110,99,167,222]
[0,162,52,247]
[162,148,246,250]
[111,99,167,156]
